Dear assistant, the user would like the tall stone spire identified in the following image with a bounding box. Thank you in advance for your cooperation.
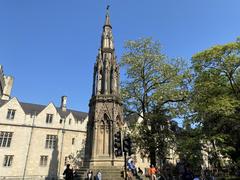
[92,6,120,97]
[104,5,111,27]
[85,7,124,169]
[101,5,114,50]
[101,10,114,50]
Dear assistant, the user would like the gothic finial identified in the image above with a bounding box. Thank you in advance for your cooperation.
[104,5,111,27]
[98,48,102,58]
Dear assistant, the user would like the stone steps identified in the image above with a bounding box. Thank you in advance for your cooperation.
[75,166,124,180]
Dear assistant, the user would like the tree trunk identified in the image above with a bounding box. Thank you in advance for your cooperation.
[150,148,156,166]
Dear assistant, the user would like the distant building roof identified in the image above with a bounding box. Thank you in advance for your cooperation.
[20,102,46,115]
[125,113,141,127]
[0,99,88,121]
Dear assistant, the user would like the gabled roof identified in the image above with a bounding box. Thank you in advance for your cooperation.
[68,109,88,121]
[56,108,88,121]
[125,113,141,127]
[20,102,46,115]
[0,99,88,121]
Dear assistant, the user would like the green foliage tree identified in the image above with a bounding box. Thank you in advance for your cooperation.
[120,38,191,166]
[191,39,240,168]
[176,125,203,172]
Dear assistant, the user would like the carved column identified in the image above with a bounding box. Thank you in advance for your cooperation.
[104,60,108,94]
[92,66,96,96]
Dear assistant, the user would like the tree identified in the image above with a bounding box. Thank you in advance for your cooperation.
[191,38,240,168]
[121,38,191,166]
[176,125,203,172]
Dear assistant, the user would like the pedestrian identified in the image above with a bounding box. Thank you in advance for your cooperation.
[63,164,73,180]
[95,170,102,180]
[138,167,143,175]
[127,157,133,167]
[87,169,93,180]
[148,165,157,180]
[127,168,134,180]
[129,160,137,175]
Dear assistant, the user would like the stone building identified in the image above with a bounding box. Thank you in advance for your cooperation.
[0,66,88,179]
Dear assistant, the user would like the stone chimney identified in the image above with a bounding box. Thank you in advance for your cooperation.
[2,76,14,100]
[61,96,67,111]
[0,65,14,100]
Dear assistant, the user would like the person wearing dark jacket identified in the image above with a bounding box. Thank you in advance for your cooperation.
[63,164,73,180]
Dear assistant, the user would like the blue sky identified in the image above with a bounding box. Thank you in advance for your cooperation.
[0,0,239,112]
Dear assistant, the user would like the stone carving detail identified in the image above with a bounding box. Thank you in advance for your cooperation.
[97,71,102,94]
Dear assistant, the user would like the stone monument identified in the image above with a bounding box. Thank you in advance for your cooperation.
[81,7,125,179]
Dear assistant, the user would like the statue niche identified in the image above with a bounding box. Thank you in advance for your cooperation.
[97,113,111,156]
[110,67,114,94]
[114,68,118,92]
[97,70,103,94]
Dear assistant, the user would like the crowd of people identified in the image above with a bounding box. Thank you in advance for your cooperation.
[86,169,102,180]
[63,159,238,180]
[62,164,102,180]
[125,157,199,180]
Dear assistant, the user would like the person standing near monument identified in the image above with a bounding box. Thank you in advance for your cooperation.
[95,170,102,180]
[63,164,73,180]
[148,165,157,180]
[87,169,93,180]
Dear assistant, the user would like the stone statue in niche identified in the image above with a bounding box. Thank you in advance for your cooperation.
[105,60,110,71]
[100,121,104,133]
[114,68,118,90]
[109,32,113,49]
[97,72,102,93]
[106,124,109,133]
[110,68,114,93]
[103,31,110,48]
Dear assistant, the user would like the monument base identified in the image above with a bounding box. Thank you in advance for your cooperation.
[76,166,124,180]
[75,157,124,180]
[85,157,124,166]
